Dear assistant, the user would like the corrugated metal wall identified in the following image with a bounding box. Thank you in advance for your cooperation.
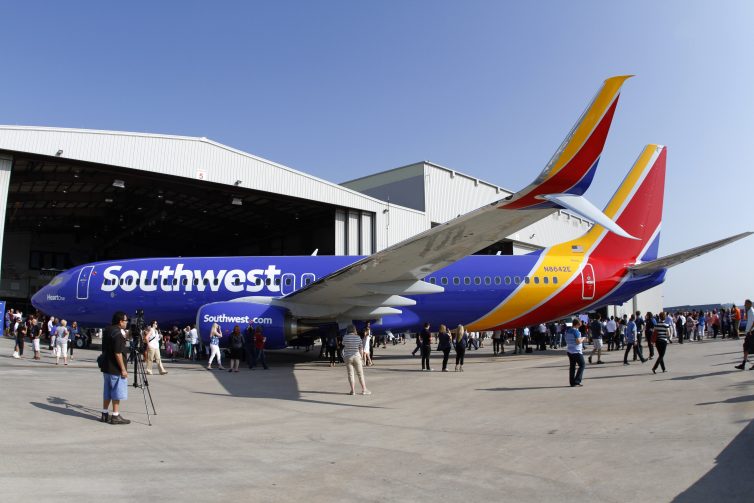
[0,154,11,276]
[0,126,429,256]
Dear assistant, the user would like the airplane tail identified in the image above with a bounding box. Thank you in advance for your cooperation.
[578,144,667,262]
[506,75,632,210]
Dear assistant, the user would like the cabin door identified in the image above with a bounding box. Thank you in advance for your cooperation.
[581,263,595,300]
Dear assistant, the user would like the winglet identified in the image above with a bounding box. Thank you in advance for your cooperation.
[504,75,632,210]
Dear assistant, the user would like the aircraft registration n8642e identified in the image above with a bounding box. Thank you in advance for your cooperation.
[32,76,751,348]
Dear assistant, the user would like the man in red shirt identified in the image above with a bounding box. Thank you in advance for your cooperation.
[253,326,269,370]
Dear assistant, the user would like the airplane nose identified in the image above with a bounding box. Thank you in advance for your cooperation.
[31,286,47,311]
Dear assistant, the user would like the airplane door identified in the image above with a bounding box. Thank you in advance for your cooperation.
[581,263,595,300]
[77,266,95,300]
[281,273,296,295]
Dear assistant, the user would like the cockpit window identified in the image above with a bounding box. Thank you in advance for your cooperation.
[48,275,65,287]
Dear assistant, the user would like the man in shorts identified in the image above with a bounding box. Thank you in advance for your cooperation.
[734,300,754,371]
[100,311,131,424]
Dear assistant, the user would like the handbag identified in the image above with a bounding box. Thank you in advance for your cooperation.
[96,353,106,371]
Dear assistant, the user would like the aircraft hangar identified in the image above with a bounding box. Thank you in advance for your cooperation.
[0,125,661,317]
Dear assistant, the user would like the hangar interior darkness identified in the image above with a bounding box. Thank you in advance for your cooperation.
[2,153,338,305]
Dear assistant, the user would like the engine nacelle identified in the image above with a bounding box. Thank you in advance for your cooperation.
[196,302,294,350]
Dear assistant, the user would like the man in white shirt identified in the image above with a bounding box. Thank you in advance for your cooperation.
[734,299,754,370]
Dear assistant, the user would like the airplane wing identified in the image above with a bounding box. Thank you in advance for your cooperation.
[272,76,631,319]
[629,232,753,277]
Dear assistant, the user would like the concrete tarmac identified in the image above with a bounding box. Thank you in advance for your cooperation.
[1,336,752,503]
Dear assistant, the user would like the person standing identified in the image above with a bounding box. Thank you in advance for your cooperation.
[68,321,80,360]
[54,320,70,365]
[253,326,269,370]
[734,299,754,370]
[437,324,452,371]
[243,324,256,368]
[565,319,586,387]
[623,315,646,364]
[342,324,370,395]
[644,312,656,359]
[606,316,617,351]
[325,329,338,367]
[651,312,671,374]
[13,324,26,359]
[454,325,468,372]
[513,328,523,354]
[143,321,168,375]
[731,304,741,339]
[419,322,432,371]
[588,315,604,364]
[676,313,685,344]
[100,312,130,424]
[492,330,502,355]
[206,322,224,370]
[30,316,41,360]
[362,324,374,367]
[228,325,244,372]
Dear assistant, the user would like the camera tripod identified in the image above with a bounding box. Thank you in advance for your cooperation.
[128,309,156,426]
[131,343,157,426]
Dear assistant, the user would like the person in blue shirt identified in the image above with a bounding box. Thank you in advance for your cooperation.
[623,315,647,365]
[565,319,586,387]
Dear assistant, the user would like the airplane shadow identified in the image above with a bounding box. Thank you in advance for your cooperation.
[704,351,741,357]
[587,373,651,380]
[189,350,387,408]
[30,396,102,422]
[671,418,754,502]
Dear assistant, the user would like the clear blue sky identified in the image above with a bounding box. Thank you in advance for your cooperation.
[2,0,753,306]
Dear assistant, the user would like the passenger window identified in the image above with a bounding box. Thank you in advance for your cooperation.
[494,276,502,285]
[453,277,460,285]
[484,277,491,285]
[213,279,219,285]
[505,276,512,285]
[553,276,558,284]
[173,279,178,285]
[204,279,209,285]
[193,279,199,285]
[275,278,281,285]
[163,279,169,285]
[429,277,436,284]
[265,278,271,285]
[285,278,292,286]
[474,277,481,285]
[441,277,448,285]
[464,277,471,285]
[534,277,540,284]
[543,276,549,284]
[524,277,530,284]
[233,279,240,286]
[514,276,521,284]
[256,278,262,285]
[183,279,188,285]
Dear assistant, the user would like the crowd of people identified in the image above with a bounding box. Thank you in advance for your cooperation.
[6,299,754,412]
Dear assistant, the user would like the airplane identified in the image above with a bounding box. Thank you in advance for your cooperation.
[31,76,751,348]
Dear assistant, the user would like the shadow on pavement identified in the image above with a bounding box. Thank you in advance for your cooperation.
[477,385,567,391]
[672,418,754,502]
[696,395,754,406]
[30,396,102,421]
[663,370,739,381]
[190,350,387,408]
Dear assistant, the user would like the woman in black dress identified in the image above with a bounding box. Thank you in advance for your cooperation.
[228,325,245,373]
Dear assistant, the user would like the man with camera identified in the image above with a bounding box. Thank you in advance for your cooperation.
[100,311,131,425]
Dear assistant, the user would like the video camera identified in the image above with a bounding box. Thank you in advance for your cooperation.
[130,308,146,352]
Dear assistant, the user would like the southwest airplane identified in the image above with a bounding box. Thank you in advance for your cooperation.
[32,76,751,348]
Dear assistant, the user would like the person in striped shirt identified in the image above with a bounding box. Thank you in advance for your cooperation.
[651,312,671,374]
[342,325,371,395]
